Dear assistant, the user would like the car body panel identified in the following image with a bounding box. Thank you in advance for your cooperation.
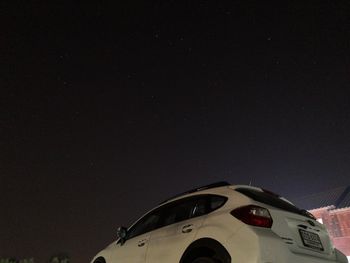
[112,232,150,263]
[146,216,204,262]
[91,184,348,263]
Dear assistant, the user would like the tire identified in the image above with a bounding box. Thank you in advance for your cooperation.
[191,257,217,263]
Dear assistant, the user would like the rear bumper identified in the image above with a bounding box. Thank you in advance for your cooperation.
[224,226,348,263]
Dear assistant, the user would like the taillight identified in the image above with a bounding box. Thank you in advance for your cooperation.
[231,205,273,228]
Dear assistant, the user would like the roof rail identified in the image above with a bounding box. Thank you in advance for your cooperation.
[160,181,230,204]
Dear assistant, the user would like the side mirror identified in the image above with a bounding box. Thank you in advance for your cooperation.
[117,226,127,245]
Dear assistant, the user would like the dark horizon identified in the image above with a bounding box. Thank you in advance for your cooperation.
[2,1,350,263]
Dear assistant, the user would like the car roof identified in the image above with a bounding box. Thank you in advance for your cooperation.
[159,181,231,205]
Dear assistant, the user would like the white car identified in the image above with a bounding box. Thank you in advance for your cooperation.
[91,182,348,263]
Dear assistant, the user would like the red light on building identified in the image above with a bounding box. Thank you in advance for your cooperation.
[293,186,350,258]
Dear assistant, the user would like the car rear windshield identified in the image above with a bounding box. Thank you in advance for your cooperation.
[235,188,314,219]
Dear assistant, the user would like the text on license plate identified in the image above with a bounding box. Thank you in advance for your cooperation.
[299,229,324,251]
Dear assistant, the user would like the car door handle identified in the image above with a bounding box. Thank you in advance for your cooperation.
[182,224,193,233]
[138,239,147,247]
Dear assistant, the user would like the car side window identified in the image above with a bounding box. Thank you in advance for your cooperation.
[208,195,227,211]
[126,194,227,239]
[159,198,195,227]
[191,197,207,217]
[190,195,227,218]
[126,209,162,240]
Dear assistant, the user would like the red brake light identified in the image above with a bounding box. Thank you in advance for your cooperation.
[231,205,273,228]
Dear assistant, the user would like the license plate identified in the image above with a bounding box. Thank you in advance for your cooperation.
[299,229,324,251]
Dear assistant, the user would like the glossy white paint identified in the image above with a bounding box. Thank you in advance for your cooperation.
[146,216,205,262]
[91,184,348,263]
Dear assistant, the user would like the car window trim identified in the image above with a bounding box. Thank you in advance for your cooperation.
[125,194,227,240]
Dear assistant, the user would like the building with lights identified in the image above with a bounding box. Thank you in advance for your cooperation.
[293,186,350,260]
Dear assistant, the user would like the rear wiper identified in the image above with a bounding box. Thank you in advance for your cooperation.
[300,209,316,220]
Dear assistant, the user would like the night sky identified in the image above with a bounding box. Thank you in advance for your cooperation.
[2,1,350,263]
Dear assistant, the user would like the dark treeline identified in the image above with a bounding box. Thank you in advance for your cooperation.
[0,254,69,263]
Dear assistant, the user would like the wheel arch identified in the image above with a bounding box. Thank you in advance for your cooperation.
[180,238,231,263]
[93,256,106,263]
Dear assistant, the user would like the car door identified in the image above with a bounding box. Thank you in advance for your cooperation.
[145,196,208,262]
[111,209,161,263]
[111,232,150,263]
